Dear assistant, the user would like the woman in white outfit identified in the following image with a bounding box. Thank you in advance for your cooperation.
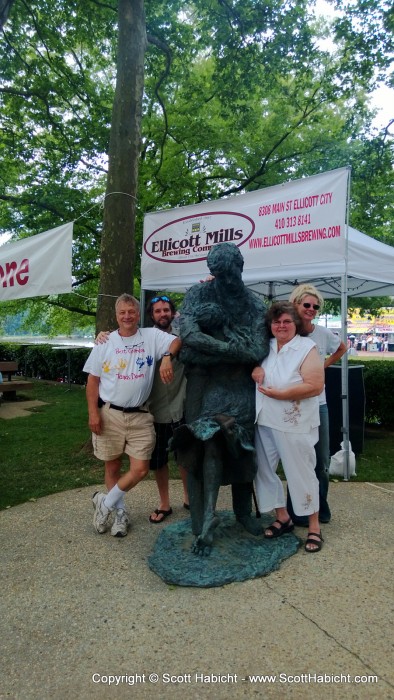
[253,302,325,552]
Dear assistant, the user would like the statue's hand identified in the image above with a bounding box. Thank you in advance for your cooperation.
[228,334,257,361]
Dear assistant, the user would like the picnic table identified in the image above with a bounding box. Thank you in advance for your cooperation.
[0,361,33,400]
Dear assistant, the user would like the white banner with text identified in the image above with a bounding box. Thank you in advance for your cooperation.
[142,168,349,290]
[0,222,73,300]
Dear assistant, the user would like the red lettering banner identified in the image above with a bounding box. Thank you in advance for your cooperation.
[0,223,73,301]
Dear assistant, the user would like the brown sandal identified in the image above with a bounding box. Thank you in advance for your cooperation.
[305,531,324,553]
[264,518,294,538]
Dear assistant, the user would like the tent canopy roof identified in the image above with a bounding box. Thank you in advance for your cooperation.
[141,170,393,299]
[243,228,394,300]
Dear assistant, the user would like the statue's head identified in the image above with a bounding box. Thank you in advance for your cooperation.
[207,243,244,278]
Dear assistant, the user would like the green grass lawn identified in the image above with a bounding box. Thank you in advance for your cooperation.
[0,380,392,510]
[358,425,394,482]
[0,382,102,510]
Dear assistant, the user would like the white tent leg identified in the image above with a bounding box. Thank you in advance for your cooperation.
[341,171,352,481]
[341,274,350,480]
[140,289,146,328]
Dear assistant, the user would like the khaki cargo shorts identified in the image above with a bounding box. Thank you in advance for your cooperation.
[92,402,156,461]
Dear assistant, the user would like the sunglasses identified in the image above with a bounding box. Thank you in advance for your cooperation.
[302,302,320,310]
[151,295,170,304]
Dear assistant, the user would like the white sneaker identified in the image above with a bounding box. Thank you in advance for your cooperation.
[111,508,130,538]
[92,492,112,534]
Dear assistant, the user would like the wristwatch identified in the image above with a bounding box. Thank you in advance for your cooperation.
[162,351,173,359]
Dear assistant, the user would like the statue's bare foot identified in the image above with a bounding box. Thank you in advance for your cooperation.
[191,536,212,557]
[191,514,220,556]
[236,514,263,536]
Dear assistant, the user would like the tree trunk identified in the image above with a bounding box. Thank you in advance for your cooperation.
[0,0,15,30]
[96,0,147,332]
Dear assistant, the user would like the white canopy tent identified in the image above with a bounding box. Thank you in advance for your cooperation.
[243,226,394,300]
[142,223,394,299]
[141,168,394,478]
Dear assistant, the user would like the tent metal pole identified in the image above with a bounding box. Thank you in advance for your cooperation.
[341,168,352,481]
[140,289,146,328]
[341,273,350,481]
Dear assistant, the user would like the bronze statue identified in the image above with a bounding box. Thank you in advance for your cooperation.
[172,243,269,555]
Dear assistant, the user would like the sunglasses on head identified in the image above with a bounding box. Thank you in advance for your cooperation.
[302,302,320,310]
[151,295,170,304]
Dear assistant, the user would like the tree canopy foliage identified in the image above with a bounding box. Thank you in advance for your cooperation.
[0,0,392,332]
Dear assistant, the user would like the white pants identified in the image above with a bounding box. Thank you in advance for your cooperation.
[254,425,319,516]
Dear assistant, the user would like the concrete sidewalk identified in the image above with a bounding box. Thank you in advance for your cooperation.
[0,480,393,700]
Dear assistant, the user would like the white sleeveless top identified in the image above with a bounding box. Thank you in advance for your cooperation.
[256,335,320,433]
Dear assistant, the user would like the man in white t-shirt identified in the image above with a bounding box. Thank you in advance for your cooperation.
[84,294,181,537]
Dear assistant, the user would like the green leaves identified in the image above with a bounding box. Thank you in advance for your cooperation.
[0,0,392,333]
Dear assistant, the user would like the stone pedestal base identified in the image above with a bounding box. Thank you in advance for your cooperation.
[148,511,300,587]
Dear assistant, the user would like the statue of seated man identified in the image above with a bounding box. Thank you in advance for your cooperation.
[172,242,269,555]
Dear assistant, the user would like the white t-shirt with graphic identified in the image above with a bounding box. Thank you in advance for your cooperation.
[83,328,174,408]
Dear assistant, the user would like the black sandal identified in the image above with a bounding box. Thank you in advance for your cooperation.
[264,518,294,538]
[305,531,324,553]
[149,508,173,524]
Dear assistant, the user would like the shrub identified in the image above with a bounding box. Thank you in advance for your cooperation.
[1,344,393,426]
[349,358,394,428]
[0,343,90,385]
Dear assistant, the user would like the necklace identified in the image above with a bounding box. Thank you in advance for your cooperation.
[118,328,144,349]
